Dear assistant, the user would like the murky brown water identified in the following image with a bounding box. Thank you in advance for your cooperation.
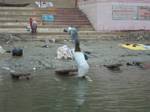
[0,67,150,112]
[0,40,150,112]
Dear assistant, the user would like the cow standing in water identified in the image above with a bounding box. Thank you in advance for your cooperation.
[29,18,37,34]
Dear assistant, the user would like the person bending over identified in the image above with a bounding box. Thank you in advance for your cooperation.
[73,41,89,78]
[64,26,78,45]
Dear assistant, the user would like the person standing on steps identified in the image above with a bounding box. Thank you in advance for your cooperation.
[64,26,79,45]
[29,17,37,34]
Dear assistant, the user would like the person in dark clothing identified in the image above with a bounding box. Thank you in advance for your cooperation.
[73,40,89,78]
[64,26,78,45]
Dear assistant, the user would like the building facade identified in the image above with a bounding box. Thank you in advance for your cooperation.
[78,0,150,31]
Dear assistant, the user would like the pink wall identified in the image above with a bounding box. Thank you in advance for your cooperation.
[78,1,98,30]
[78,0,150,4]
[78,0,150,31]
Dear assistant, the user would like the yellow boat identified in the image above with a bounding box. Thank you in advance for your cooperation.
[121,43,146,50]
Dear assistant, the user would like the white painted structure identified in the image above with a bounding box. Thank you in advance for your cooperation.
[78,0,150,31]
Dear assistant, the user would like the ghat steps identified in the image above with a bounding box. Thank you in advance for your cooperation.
[0,7,101,40]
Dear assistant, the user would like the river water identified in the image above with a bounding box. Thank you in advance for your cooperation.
[0,40,150,112]
[0,67,150,112]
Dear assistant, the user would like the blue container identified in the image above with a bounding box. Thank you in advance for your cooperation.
[42,14,54,22]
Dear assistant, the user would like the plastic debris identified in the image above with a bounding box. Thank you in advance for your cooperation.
[56,45,73,59]
[33,67,36,71]
[12,48,23,56]
[0,46,5,54]
[120,43,150,50]
[35,1,53,8]
[42,14,55,22]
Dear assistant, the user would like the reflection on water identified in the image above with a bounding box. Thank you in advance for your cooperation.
[75,79,88,112]
[0,68,150,112]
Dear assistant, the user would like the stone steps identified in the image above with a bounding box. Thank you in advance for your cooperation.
[2,33,117,40]
[0,19,90,23]
[0,0,76,8]
[49,0,75,8]
[0,15,88,19]
[0,21,91,26]
[0,25,93,31]
[0,28,96,34]
[0,27,105,40]
[0,7,81,13]
[0,7,95,39]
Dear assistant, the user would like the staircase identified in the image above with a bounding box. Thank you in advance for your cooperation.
[0,0,76,8]
[0,7,98,40]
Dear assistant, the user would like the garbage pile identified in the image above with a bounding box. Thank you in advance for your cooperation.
[56,45,73,60]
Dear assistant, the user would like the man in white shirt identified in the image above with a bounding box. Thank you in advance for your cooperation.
[64,26,89,78]
[73,41,89,78]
